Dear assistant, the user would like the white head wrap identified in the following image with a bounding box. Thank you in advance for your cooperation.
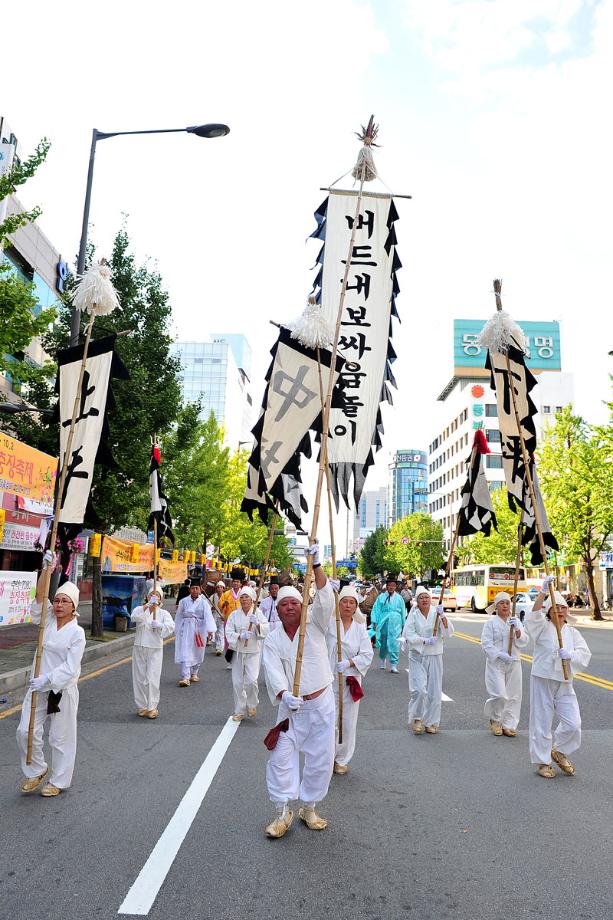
[544,590,568,612]
[277,586,302,603]
[239,586,256,601]
[216,580,225,589]
[486,591,512,614]
[54,581,79,613]
[339,585,366,623]
[414,586,431,600]
[147,586,163,601]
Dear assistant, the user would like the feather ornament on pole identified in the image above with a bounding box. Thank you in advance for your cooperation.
[351,115,379,182]
[288,295,334,350]
[70,260,120,317]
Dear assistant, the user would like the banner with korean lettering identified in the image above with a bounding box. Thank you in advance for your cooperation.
[57,335,129,527]
[0,432,57,506]
[310,190,400,507]
[101,536,154,573]
[0,570,37,626]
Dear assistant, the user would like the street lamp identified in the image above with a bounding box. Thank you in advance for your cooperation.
[72,122,231,346]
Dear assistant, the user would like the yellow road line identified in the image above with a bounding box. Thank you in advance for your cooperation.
[0,637,175,721]
[453,631,613,693]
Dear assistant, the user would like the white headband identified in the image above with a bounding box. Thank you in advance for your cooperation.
[277,586,302,603]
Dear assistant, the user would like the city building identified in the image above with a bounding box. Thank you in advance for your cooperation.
[428,319,574,549]
[352,486,389,553]
[171,335,253,449]
[388,451,428,525]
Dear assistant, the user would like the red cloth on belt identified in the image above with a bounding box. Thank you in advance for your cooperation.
[194,632,204,648]
[263,718,290,750]
[346,675,364,702]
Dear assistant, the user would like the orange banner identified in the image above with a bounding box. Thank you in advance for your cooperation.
[101,535,188,583]
[159,558,189,584]
[0,433,57,505]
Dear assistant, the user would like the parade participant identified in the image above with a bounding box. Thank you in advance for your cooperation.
[262,544,335,838]
[130,587,175,719]
[174,578,215,686]
[259,576,281,630]
[210,580,226,655]
[225,587,270,721]
[401,585,454,734]
[480,592,529,737]
[219,570,243,669]
[17,554,86,797]
[525,576,591,778]
[370,575,405,673]
[326,585,373,775]
[176,577,191,605]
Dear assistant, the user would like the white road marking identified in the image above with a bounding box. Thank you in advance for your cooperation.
[404,669,453,701]
[118,716,241,916]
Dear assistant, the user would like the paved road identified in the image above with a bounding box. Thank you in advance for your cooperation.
[1,613,612,920]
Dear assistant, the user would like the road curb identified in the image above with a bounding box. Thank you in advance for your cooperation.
[0,633,136,695]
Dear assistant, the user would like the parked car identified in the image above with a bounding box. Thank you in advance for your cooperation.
[510,592,534,622]
[430,586,458,612]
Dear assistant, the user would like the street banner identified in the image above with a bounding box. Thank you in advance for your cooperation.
[0,432,57,506]
[100,535,187,583]
[0,521,40,552]
[0,570,37,626]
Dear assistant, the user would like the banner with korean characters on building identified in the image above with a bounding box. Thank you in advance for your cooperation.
[310,190,401,507]
[0,432,57,507]
[0,570,37,626]
[101,535,187,583]
[454,319,561,374]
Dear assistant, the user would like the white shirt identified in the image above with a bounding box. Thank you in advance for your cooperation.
[524,608,591,680]
[263,581,334,702]
[131,604,175,648]
[226,607,270,654]
[481,614,529,663]
[326,617,373,679]
[29,600,86,693]
[259,595,280,629]
[403,605,454,656]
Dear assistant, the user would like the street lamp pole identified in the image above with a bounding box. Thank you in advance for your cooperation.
[71,123,230,346]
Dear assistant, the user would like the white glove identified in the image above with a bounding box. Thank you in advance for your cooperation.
[240,630,251,641]
[508,616,520,628]
[497,652,513,664]
[541,574,555,592]
[150,618,163,629]
[330,579,340,592]
[248,612,258,624]
[435,604,444,615]
[29,674,48,691]
[558,648,573,661]
[42,550,56,571]
[336,659,351,673]
[282,690,304,711]
[398,637,407,652]
[305,542,320,566]
[423,637,437,647]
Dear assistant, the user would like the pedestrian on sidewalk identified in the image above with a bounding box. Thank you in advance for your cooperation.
[225,586,269,721]
[525,575,591,779]
[401,585,454,735]
[174,579,215,687]
[326,585,373,776]
[259,576,281,630]
[130,587,175,719]
[370,575,405,673]
[210,580,226,655]
[17,554,86,798]
[262,544,335,839]
[480,592,529,737]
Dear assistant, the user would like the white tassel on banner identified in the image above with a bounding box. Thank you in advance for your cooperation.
[288,296,334,350]
[478,309,527,354]
[71,261,120,317]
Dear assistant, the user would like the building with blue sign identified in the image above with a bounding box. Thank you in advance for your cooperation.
[429,319,573,550]
[389,451,428,525]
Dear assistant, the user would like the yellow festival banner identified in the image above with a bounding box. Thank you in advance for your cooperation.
[101,535,188,583]
[0,433,57,506]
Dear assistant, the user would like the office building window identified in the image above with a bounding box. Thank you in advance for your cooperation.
[486,455,503,469]
[485,429,501,443]
[543,405,551,414]
[485,404,498,417]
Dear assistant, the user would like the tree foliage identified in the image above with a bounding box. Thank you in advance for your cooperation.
[386,513,445,580]
[456,486,528,567]
[358,526,389,578]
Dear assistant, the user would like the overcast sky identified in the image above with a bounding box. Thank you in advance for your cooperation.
[5,0,613,546]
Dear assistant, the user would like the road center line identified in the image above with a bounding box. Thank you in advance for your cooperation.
[118,716,241,916]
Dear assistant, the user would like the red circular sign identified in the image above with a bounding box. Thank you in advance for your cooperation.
[471,384,485,398]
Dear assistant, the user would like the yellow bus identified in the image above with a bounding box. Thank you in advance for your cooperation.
[451,564,527,612]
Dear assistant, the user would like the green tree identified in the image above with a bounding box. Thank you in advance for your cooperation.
[358,525,389,578]
[456,486,527,567]
[538,406,613,620]
[0,138,57,393]
[386,513,445,581]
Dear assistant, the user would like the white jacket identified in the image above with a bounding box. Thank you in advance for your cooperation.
[29,600,86,693]
[481,614,529,663]
[131,604,175,648]
[226,607,270,654]
[524,608,591,681]
[326,618,374,681]
[403,606,454,656]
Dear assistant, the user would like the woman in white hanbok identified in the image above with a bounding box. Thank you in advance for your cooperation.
[131,587,175,718]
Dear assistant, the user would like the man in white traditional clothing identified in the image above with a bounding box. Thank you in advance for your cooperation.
[262,543,335,839]
[225,586,270,720]
[401,586,454,734]
[326,585,373,775]
[259,576,281,631]
[480,591,529,737]
[174,578,216,687]
[131,587,175,719]
[525,575,591,778]
[210,580,226,655]
[17,554,86,797]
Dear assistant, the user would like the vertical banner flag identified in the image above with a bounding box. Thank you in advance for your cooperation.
[310,189,400,507]
[457,429,497,537]
[148,442,174,545]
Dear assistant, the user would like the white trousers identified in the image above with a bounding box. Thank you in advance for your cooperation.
[16,686,79,789]
[484,659,523,730]
[408,653,443,728]
[232,650,261,714]
[333,677,361,766]
[214,613,225,652]
[529,675,582,765]
[180,661,201,679]
[266,686,335,806]
[132,646,163,711]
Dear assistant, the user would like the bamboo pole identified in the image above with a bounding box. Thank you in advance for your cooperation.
[245,510,277,647]
[508,510,524,655]
[26,313,96,764]
[152,516,158,621]
[292,157,368,696]
[432,510,461,637]
[492,279,569,680]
